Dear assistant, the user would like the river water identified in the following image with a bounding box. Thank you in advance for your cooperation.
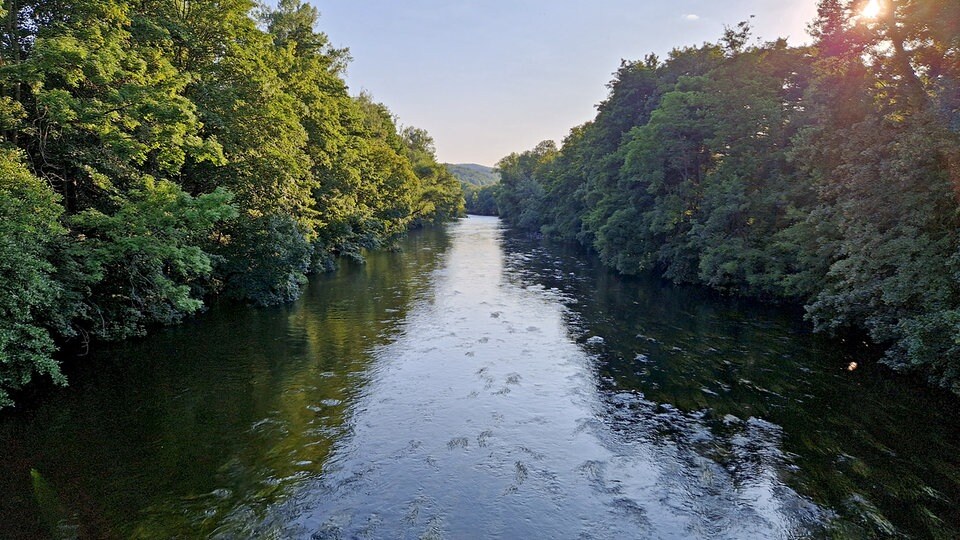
[2,216,959,539]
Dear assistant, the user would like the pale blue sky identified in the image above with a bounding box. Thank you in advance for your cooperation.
[311,1,820,166]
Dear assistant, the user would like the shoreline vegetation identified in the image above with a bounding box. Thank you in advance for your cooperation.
[2,0,959,409]
[0,0,464,408]
[492,2,960,396]
[447,163,501,216]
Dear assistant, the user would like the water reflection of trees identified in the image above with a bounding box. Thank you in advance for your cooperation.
[499,231,960,538]
[0,227,452,539]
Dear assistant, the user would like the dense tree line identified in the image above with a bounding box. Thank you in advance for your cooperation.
[463,183,499,215]
[444,163,499,215]
[495,0,960,393]
[0,0,463,408]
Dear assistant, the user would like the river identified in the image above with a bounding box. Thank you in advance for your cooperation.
[1,216,959,539]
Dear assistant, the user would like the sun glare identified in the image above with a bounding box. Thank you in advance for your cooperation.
[860,0,882,20]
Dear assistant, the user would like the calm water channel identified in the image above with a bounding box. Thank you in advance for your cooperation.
[2,216,960,539]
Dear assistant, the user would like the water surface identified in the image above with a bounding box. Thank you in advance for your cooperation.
[1,216,959,538]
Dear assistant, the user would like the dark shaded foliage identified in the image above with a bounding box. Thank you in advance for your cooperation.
[496,2,960,394]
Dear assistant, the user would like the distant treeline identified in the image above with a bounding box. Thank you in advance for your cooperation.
[0,0,464,407]
[444,163,500,215]
[444,163,500,187]
[494,1,960,393]
[464,183,499,216]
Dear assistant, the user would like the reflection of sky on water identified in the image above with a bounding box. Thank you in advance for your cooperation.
[264,216,825,539]
[2,216,958,539]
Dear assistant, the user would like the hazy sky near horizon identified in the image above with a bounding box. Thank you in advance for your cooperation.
[312,1,820,166]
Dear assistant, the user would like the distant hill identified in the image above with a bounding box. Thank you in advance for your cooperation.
[444,163,500,187]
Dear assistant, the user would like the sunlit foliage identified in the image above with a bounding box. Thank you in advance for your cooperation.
[0,0,463,406]
[495,2,960,393]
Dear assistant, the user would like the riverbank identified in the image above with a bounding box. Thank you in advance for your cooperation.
[2,217,958,538]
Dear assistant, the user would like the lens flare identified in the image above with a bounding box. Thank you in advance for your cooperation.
[861,0,882,19]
